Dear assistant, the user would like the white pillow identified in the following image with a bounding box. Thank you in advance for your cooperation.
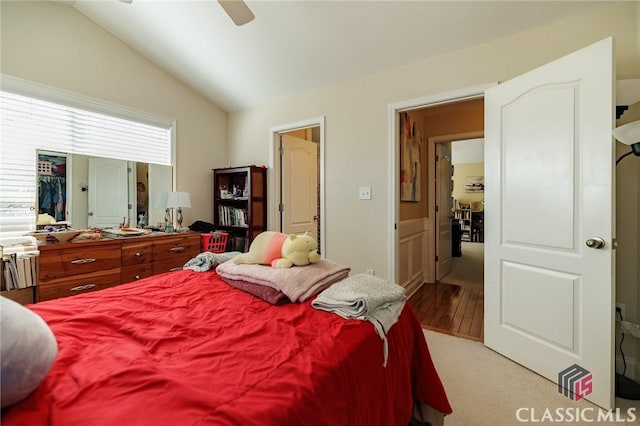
[1,296,58,408]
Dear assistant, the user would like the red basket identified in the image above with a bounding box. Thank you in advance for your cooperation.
[201,232,229,253]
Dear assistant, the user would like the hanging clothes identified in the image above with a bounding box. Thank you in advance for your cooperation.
[55,178,64,221]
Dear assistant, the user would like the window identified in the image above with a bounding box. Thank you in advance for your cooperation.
[0,80,173,239]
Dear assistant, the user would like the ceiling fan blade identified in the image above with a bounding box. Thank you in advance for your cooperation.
[218,0,255,26]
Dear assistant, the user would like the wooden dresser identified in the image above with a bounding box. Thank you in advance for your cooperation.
[38,232,200,302]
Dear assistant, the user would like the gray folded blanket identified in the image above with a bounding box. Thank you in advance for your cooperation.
[312,273,406,366]
[183,251,241,272]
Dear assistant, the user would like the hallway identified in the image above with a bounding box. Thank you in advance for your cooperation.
[441,242,483,289]
[408,242,484,341]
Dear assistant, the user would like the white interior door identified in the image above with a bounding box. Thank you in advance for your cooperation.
[88,157,128,228]
[436,143,452,280]
[281,134,319,237]
[484,38,614,408]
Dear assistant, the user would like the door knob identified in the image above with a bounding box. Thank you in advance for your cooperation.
[585,237,605,249]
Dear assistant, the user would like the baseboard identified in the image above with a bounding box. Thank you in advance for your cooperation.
[616,355,637,381]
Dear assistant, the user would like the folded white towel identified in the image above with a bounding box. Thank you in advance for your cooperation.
[312,273,406,366]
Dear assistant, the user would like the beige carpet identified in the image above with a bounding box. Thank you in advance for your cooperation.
[423,329,640,425]
[440,242,483,289]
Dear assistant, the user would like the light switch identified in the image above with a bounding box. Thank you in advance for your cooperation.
[359,186,372,200]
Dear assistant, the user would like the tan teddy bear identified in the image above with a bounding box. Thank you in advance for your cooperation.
[233,231,320,268]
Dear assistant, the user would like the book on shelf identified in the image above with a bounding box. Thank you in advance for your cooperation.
[1,252,39,292]
[218,206,249,228]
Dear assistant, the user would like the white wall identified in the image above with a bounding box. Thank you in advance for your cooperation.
[1,0,228,226]
[452,139,484,164]
[228,2,639,279]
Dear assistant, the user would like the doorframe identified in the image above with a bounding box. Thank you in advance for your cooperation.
[388,83,496,284]
[428,131,484,283]
[269,117,325,255]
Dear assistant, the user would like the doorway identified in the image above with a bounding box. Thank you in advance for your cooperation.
[416,137,486,341]
[390,89,489,342]
[439,138,484,289]
[270,118,325,254]
[416,134,485,342]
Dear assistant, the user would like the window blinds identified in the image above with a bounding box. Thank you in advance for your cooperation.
[0,90,172,239]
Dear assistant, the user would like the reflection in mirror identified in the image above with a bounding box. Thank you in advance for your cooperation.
[36,150,172,230]
[37,152,70,225]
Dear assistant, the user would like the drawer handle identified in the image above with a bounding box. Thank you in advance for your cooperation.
[70,258,96,265]
[170,247,185,252]
[134,275,141,280]
[135,252,142,257]
[70,284,96,292]
[169,267,182,272]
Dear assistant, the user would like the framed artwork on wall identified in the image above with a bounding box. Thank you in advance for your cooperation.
[400,112,421,202]
[464,175,484,192]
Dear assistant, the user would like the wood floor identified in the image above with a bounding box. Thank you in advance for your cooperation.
[409,282,484,342]
[407,242,484,341]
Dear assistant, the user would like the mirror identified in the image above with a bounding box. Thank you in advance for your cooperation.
[37,150,172,230]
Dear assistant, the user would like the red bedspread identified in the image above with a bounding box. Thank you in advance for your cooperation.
[3,270,451,425]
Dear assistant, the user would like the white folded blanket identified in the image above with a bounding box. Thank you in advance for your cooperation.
[312,273,406,366]
[215,259,350,303]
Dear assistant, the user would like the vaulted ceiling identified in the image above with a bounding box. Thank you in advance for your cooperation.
[69,1,612,112]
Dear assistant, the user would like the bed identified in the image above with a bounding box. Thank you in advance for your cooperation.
[2,268,451,425]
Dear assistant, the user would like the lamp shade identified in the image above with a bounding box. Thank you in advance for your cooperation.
[613,120,640,146]
[166,191,191,209]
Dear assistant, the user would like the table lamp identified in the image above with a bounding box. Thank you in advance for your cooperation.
[166,191,191,231]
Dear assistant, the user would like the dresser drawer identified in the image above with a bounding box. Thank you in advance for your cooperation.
[153,235,199,262]
[40,244,121,282]
[122,241,153,266]
[122,263,153,283]
[152,259,187,275]
[38,268,121,302]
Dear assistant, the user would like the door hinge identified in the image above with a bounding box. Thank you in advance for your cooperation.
[278,203,284,212]
[128,203,132,209]
[435,255,439,261]
[279,146,284,156]
[127,167,132,173]
[435,205,439,212]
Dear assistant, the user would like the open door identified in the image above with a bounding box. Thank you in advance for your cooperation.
[484,38,614,408]
[435,142,453,280]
